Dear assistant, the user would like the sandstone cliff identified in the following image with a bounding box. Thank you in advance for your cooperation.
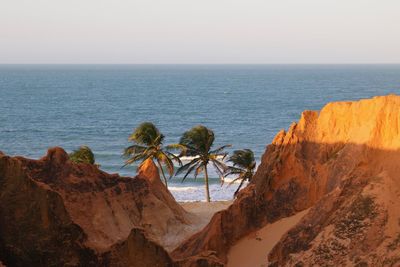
[173,95,400,266]
[0,148,185,266]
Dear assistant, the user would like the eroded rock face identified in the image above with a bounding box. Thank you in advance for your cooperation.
[173,95,400,266]
[0,148,186,266]
[0,151,98,266]
[104,228,173,267]
[267,95,400,266]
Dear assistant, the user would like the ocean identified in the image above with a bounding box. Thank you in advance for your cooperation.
[1,64,399,201]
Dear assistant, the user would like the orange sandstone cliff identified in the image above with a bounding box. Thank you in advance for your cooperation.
[173,95,400,266]
[0,148,184,266]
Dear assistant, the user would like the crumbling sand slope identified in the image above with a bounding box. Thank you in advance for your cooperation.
[173,95,400,266]
[227,209,309,267]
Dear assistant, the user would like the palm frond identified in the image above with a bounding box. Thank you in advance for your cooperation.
[224,165,244,174]
[212,156,228,168]
[228,175,244,185]
[224,169,243,176]
[165,143,185,151]
[175,158,201,176]
[181,161,202,182]
[179,125,215,155]
[210,144,232,154]
[210,160,226,185]
[194,163,204,179]
[163,150,182,166]
[160,151,175,177]
[128,122,164,146]
[123,145,147,157]
[228,149,256,170]
[122,153,147,168]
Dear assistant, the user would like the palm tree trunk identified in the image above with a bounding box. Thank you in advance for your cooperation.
[156,159,168,188]
[204,165,211,202]
[234,178,246,198]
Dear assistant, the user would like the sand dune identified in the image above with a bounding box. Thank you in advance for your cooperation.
[227,209,309,267]
[180,201,233,225]
[163,201,233,251]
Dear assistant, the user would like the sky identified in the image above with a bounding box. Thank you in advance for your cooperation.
[1,0,400,64]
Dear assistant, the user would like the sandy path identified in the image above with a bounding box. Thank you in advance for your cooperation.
[180,201,233,225]
[227,209,309,267]
[164,201,233,251]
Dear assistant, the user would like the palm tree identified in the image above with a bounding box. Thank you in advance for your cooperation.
[123,122,181,188]
[174,125,230,202]
[224,149,256,198]
[69,146,96,165]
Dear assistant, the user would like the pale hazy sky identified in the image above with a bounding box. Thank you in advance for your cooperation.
[1,0,400,64]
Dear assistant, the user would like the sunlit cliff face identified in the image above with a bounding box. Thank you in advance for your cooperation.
[173,95,400,266]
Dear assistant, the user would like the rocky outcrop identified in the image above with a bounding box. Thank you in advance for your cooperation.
[104,228,173,267]
[267,95,400,266]
[173,95,400,266]
[0,148,187,266]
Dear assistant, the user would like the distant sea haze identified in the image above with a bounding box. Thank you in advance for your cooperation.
[1,64,399,200]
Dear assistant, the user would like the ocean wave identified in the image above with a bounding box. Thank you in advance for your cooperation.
[167,186,199,191]
[169,182,238,202]
[178,155,226,162]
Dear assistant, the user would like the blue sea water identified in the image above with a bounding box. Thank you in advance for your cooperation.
[1,64,399,200]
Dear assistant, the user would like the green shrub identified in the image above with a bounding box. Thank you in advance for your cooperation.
[69,146,95,165]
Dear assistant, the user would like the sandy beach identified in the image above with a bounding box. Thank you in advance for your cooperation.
[162,200,233,251]
[180,200,233,225]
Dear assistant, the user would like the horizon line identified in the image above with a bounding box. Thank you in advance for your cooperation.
[1,63,400,66]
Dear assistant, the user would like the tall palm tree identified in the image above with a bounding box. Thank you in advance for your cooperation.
[69,146,96,165]
[224,149,256,198]
[123,122,181,188]
[174,125,230,202]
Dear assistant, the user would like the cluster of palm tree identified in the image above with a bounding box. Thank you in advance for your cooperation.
[123,122,256,202]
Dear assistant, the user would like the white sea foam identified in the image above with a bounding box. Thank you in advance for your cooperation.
[177,155,225,163]
[169,180,248,202]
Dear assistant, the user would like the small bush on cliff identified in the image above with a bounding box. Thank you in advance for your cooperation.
[224,149,256,198]
[173,125,230,202]
[69,146,96,165]
[123,122,181,188]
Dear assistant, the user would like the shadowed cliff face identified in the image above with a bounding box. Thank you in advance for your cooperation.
[0,149,183,267]
[0,150,98,266]
[268,144,400,266]
[172,95,400,266]
[104,228,174,267]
